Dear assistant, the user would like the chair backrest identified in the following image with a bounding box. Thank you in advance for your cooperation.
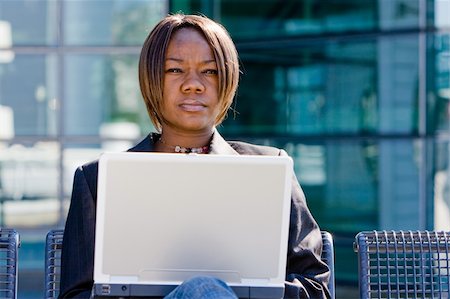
[321,231,335,299]
[45,229,336,299]
[354,230,450,299]
[45,229,64,299]
[0,228,20,299]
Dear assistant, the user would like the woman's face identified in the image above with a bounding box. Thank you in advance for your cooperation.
[161,27,220,135]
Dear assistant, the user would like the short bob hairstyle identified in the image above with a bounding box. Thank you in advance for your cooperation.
[138,14,240,132]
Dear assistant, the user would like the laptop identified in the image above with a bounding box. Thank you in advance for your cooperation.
[93,152,293,298]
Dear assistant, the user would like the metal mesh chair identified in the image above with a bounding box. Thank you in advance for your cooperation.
[45,229,335,299]
[354,230,450,299]
[45,229,64,299]
[321,231,335,299]
[0,228,20,299]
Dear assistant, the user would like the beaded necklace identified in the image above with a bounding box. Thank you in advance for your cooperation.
[158,137,210,154]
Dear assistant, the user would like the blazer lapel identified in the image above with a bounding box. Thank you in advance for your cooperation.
[209,129,239,155]
[127,134,154,152]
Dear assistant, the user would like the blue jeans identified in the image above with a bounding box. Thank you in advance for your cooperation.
[164,276,238,299]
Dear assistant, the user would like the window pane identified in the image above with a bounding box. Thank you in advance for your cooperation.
[429,33,450,133]
[219,0,378,38]
[223,34,419,135]
[64,54,153,136]
[433,139,450,230]
[220,0,422,39]
[0,141,60,228]
[377,0,422,30]
[377,34,420,134]
[0,0,57,46]
[63,0,167,46]
[434,0,450,28]
[287,140,379,231]
[0,54,58,137]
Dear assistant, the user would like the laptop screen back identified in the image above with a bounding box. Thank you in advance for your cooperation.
[94,152,292,289]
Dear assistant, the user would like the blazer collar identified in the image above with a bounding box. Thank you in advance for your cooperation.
[209,129,239,155]
[128,135,154,152]
[128,128,238,155]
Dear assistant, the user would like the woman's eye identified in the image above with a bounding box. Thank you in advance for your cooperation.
[166,68,182,73]
[204,69,218,75]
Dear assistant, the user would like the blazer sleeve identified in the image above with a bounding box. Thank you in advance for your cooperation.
[280,150,331,299]
[59,166,96,298]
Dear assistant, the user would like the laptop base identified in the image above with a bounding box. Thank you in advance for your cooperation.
[93,283,284,299]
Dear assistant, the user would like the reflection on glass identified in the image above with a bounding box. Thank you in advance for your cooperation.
[0,54,58,136]
[378,139,422,229]
[224,35,419,135]
[431,33,450,132]
[172,0,423,37]
[378,34,420,134]
[433,140,450,230]
[285,140,378,232]
[377,0,422,30]
[0,141,59,228]
[0,20,15,62]
[64,54,152,136]
[218,0,378,38]
[64,0,167,46]
[435,0,450,28]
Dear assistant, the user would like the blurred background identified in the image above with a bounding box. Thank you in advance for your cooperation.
[0,0,449,297]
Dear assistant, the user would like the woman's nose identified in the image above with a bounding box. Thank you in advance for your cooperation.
[181,72,205,93]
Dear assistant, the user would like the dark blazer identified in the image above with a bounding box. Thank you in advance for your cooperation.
[59,131,330,299]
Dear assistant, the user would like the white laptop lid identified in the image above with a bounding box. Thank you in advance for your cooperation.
[94,152,292,296]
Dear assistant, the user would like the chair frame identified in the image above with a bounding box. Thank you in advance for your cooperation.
[354,230,450,299]
[45,229,335,299]
[0,228,20,299]
[45,229,64,299]
[321,231,335,299]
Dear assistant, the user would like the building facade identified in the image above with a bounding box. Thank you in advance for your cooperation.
[0,0,449,296]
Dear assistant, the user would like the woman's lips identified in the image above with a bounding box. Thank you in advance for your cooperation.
[179,101,206,112]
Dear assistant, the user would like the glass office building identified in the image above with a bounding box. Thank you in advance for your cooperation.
[0,0,449,297]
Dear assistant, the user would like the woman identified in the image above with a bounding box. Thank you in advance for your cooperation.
[60,14,330,299]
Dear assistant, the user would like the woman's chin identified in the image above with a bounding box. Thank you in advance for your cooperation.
[169,123,214,134]
[177,119,215,132]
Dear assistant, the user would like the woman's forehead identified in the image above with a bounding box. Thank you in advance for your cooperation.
[170,27,208,45]
[165,28,215,61]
